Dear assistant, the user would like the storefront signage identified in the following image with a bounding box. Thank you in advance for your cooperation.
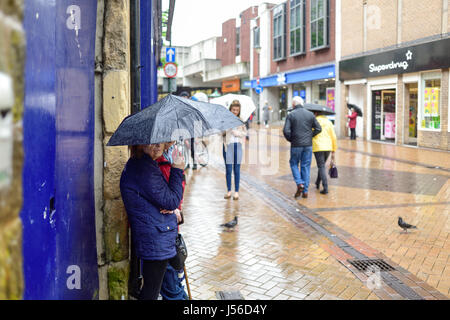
[222,79,240,93]
[276,73,286,85]
[339,38,450,81]
[326,88,335,111]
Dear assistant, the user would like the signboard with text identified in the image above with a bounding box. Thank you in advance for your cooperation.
[339,38,450,81]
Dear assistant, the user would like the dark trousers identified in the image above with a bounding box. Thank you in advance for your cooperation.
[314,151,330,191]
[190,138,196,164]
[350,128,356,140]
[139,259,169,300]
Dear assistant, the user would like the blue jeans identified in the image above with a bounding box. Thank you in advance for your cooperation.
[289,146,313,192]
[223,143,242,192]
[160,264,188,300]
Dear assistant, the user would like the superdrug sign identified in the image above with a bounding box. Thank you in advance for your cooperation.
[339,37,450,81]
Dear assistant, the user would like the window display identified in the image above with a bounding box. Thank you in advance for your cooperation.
[422,78,441,129]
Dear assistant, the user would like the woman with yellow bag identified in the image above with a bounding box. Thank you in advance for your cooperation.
[311,111,337,195]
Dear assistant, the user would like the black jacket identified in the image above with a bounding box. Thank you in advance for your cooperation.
[283,105,322,147]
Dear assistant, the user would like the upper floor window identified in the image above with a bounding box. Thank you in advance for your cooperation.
[310,0,329,50]
[236,27,240,56]
[273,3,286,61]
[253,26,260,49]
[290,0,305,55]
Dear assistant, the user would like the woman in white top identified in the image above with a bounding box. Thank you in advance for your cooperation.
[223,100,247,200]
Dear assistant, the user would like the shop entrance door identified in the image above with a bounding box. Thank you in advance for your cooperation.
[404,83,418,146]
[371,89,396,142]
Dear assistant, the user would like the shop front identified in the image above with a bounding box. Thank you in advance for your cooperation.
[340,37,450,150]
[244,64,336,122]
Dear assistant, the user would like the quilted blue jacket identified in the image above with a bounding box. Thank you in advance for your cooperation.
[120,153,184,260]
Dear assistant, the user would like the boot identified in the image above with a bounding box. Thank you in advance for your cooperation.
[294,184,304,198]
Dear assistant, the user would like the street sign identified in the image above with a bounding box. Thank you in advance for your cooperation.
[255,85,263,94]
[166,47,176,63]
[163,77,177,93]
[163,62,177,78]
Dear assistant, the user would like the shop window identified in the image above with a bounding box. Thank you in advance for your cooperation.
[421,76,441,130]
[289,0,305,56]
[273,3,286,61]
[310,0,329,50]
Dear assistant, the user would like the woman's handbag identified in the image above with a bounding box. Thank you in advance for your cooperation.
[169,233,188,270]
[329,162,338,179]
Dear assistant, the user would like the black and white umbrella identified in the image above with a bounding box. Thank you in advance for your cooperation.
[107,94,244,146]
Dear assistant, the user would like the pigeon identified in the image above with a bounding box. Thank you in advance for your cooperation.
[220,216,238,230]
[398,217,417,233]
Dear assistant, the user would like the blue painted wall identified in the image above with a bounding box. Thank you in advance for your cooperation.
[21,0,99,299]
[140,0,158,108]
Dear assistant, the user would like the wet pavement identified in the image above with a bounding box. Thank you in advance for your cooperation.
[179,125,449,300]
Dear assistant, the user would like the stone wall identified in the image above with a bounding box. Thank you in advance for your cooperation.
[96,0,131,300]
[0,0,24,300]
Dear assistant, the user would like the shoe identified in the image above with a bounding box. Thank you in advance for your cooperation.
[302,192,308,198]
[186,164,190,169]
[224,193,232,199]
[294,184,304,198]
[320,190,328,195]
[233,195,239,200]
[192,164,197,170]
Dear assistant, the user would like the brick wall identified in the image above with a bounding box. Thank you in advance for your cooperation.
[365,0,398,51]
[99,0,131,300]
[270,0,335,74]
[0,0,24,300]
[218,18,237,67]
[401,0,443,43]
[341,0,363,57]
[240,6,258,63]
[253,17,260,78]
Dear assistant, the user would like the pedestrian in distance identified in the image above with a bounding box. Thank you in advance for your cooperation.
[120,143,184,300]
[223,100,247,200]
[347,107,358,140]
[283,96,322,199]
[312,112,337,195]
[262,101,272,128]
[179,91,197,170]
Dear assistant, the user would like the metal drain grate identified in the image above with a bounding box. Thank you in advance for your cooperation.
[348,259,395,272]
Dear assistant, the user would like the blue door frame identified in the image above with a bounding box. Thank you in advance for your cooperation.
[21,0,99,299]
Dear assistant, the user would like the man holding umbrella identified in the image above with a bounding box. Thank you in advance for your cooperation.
[283,96,322,199]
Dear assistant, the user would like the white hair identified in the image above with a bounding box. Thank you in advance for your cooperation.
[292,96,304,107]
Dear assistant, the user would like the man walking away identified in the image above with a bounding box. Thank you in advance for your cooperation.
[283,96,322,198]
[262,101,272,128]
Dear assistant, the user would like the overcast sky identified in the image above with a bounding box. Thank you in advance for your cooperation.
[162,0,284,47]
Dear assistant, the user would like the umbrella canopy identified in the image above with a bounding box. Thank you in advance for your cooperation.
[303,103,335,115]
[192,92,208,102]
[210,94,256,122]
[107,94,244,146]
[347,103,363,117]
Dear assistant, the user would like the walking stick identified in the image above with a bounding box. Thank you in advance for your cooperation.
[183,265,192,300]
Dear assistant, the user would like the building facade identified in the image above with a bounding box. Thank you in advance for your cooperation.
[247,0,337,125]
[338,0,450,150]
